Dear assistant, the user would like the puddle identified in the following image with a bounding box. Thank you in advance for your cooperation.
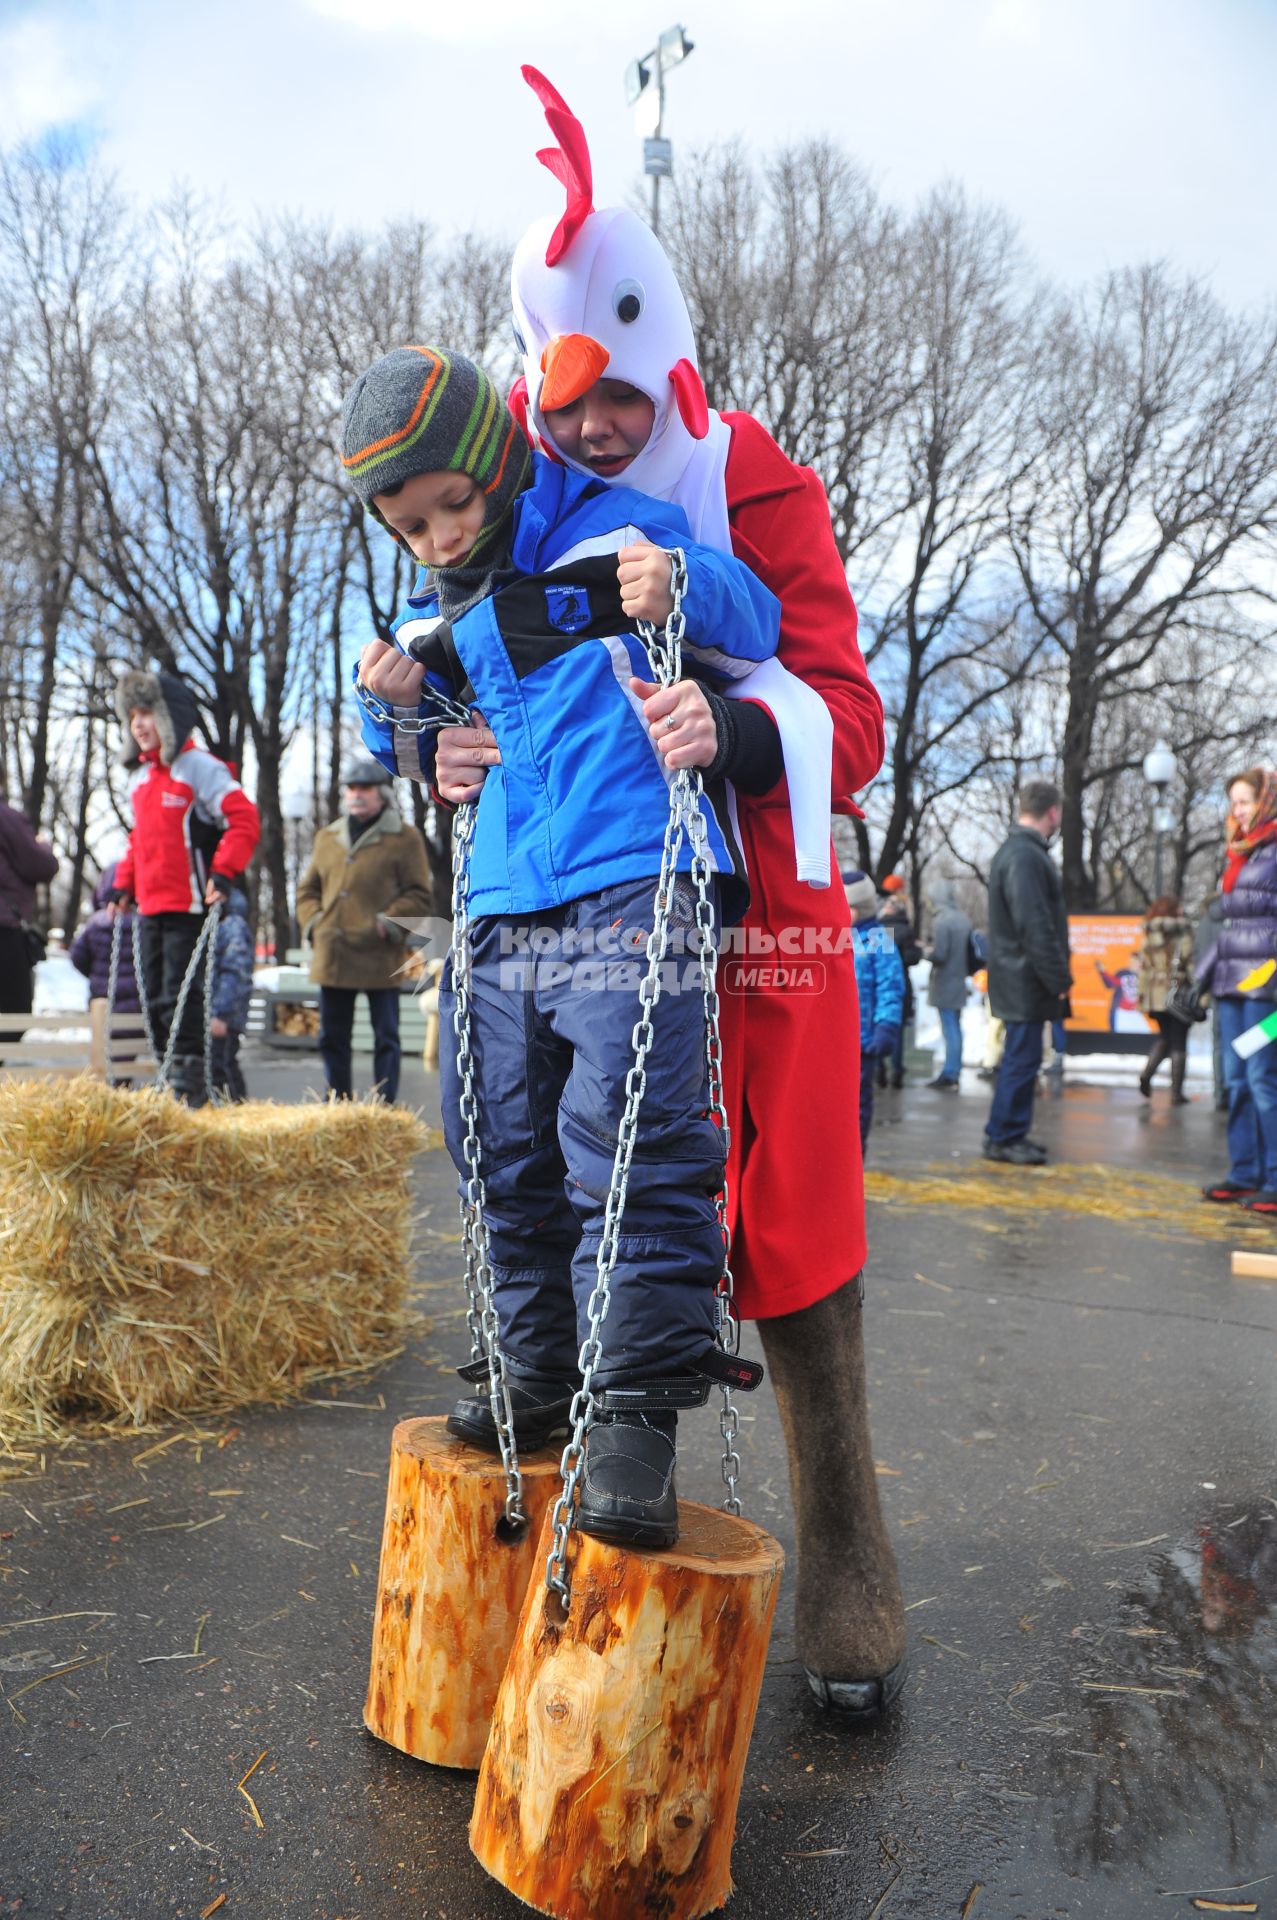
[1044,1495,1277,1882]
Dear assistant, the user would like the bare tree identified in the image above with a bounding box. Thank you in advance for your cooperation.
[862,187,1048,878]
[1008,264,1277,908]
[0,141,130,831]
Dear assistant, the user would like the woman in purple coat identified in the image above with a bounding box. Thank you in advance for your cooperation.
[70,863,144,1077]
[70,865,141,1007]
[0,797,58,1016]
[1198,767,1277,1217]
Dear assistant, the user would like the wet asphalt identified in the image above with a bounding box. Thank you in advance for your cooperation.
[1,1044,1275,1920]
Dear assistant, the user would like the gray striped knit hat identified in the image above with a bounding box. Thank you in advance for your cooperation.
[340,346,530,569]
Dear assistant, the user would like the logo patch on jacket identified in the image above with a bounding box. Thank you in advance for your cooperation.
[544,584,590,634]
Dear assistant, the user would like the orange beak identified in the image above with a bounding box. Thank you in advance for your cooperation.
[539,333,610,411]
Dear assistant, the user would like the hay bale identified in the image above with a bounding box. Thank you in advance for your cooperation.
[0,1079,433,1443]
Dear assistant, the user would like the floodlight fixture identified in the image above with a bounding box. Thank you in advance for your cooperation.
[624,57,651,106]
[658,24,694,69]
[625,24,694,236]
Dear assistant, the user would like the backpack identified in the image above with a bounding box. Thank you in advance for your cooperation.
[967,927,988,974]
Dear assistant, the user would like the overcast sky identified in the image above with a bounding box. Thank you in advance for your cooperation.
[2,0,1274,312]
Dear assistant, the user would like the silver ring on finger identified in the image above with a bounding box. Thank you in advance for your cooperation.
[664,713,677,732]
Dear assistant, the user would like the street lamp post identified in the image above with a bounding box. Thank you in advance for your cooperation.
[281,789,310,954]
[625,24,693,236]
[1141,739,1178,900]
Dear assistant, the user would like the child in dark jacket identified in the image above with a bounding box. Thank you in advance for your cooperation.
[70,864,141,1009]
[345,345,780,1550]
[843,870,905,1151]
[209,888,255,1102]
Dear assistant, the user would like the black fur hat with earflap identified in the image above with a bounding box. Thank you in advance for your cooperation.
[115,669,201,769]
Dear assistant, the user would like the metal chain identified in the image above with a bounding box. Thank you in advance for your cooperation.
[544,549,746,1606]
[355,646,525,1523]
[131,906,163,1070]
[354,677,472,735]
[105,909,124,1084]
[133,900,222,1095]
[544,760,691,1609]
[449,801,525,1533]
[685,788,742,1514]
[203,902,225,1106]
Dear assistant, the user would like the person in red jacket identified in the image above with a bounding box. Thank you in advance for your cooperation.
[446,70,905,1716]
[112,669,260,1103]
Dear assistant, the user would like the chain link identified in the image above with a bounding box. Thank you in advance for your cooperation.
[354,676,472,735]
[543,550,742,1604]
[130,898,221,1097]
[449,801,526,1534]
[684,773,743,1513]
[544,763,691,1608]
[105,909,124,1084]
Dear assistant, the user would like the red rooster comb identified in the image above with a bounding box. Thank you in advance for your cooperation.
[522,64,594,267]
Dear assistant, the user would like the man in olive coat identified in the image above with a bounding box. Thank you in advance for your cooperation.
[984,779,1072,1165]
[297,757,431,1102]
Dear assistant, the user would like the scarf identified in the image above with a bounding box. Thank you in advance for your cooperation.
[1222,769,1277,892]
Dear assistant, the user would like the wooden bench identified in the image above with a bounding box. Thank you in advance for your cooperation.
[0,1011,154,1083]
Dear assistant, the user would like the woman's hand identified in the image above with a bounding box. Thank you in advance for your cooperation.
[617,543,676,625]
[357,639,426,705]
[629,677,719,770]
[435,710,501,806]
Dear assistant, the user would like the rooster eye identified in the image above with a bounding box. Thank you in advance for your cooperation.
[613,280,644,323]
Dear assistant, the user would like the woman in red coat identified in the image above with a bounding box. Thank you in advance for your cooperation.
[446,71,906,1714]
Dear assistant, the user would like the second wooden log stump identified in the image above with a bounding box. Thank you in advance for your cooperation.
[365,1416,562,1769]
[471,1500,783,1919]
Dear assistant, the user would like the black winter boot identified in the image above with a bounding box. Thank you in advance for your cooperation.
[577,1410,679,1551]
[758,1276,908,1718]
[1170,1048,1189,1105]
[446,1360,576,1453]
[1139,1034,1169,1097]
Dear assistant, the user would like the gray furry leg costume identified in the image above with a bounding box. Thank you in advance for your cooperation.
[758,1277,908,1715]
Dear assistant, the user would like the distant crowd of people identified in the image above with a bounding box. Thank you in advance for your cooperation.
[5,743,1274,1225]
[0,671,433,1109]
[838,769,1276,1218]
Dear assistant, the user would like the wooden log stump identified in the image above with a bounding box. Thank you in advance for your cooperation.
[470,1500,784,1919]
[365,1416,563,1770]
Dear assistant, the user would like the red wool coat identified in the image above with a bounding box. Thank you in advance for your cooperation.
[719,412,885,1318]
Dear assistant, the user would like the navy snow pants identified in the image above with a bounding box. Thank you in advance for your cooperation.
[439,876,726,1387]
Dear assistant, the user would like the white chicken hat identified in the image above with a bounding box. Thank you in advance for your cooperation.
[510,66,734,550]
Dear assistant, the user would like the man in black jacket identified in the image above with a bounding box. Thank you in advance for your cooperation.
[984,780,1072,1165]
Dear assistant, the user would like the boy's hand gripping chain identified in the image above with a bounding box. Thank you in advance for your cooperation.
[544,552,744,1611]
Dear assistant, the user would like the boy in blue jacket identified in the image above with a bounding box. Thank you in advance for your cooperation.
[208,886,255,1102]
[843,870,905,1152]
[344,347,780,1550]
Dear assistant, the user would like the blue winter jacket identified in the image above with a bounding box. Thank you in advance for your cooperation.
[356,457,780,923]
[852,915,905,1049]
[211,889,255,1033]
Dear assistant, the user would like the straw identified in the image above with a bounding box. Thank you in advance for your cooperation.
[0,1079,434,1444]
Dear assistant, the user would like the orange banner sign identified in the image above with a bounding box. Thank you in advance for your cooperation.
[1065,915,1153,1036]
